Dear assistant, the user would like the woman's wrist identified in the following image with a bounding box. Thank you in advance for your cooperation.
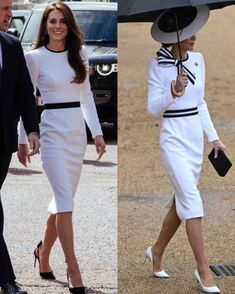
[95,135,103,138]
[171,81,185,98]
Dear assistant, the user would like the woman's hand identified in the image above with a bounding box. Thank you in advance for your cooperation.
[17,144,31,167]
[175,69,188,92]
[28,132,40,156]
[212,139,226,158]
[94,135,106,161]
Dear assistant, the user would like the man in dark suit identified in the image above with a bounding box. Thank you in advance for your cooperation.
[0,1,40,293]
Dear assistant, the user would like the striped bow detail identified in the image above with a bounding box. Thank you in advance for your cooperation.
[156,46,196,85]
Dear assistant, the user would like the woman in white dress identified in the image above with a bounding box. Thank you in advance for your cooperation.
[18,2,105,293]
[146,6,225,294]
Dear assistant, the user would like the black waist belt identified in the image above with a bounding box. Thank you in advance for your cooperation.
[163,107,198,118]
[44,101,80,109]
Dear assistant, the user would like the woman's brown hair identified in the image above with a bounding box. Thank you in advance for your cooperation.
[34,1,87,84]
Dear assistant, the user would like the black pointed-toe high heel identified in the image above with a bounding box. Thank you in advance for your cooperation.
[69,286,86,294]
[67,270,85,293]
[34,241,56,280]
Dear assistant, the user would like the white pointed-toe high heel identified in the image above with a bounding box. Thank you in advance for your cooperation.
[145,246,169,278]
[194,269,220,293]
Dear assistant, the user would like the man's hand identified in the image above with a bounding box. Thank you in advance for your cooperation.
[17,144,31,167]
[17,133,40,167]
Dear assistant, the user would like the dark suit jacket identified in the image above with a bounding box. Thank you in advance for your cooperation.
[0,32,39,153]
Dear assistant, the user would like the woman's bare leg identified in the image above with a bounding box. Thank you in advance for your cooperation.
[152,203,181,271]
[38,214,57,272]
[186,217,216,287]
[56,212,84,287]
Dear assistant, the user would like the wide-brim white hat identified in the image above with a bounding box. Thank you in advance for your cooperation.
[151,5,210,44]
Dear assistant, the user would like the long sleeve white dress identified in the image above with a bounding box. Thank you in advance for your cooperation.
[19,46,102,214]
[147,49,218,221]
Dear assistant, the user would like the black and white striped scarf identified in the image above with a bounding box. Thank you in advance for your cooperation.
[156,46,196,85]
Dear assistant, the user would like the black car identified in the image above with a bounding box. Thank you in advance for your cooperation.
[20,1,117,125]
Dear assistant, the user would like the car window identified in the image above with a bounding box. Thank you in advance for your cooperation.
[10,18,24,32]
[74,11,117,43]
[8,11,30,37]
[21,10,43,46]
[21,9,117,46]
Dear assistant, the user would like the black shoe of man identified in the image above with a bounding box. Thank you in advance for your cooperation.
[1,281,28,294]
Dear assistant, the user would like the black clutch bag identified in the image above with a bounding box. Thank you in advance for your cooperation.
[208,149,232,177]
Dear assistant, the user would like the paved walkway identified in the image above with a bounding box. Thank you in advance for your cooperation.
[2,143,117,294]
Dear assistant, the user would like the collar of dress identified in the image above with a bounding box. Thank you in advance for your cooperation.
[156,46,196,85]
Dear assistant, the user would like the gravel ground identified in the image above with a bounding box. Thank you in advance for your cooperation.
[118,6,235,294]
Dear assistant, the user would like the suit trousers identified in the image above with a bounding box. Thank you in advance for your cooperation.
[0,152,15,286]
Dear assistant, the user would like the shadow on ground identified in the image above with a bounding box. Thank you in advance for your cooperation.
[8,168,42,175]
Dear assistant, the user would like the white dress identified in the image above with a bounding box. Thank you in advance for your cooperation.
[19,46,102,214]
[147,51,219,221]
